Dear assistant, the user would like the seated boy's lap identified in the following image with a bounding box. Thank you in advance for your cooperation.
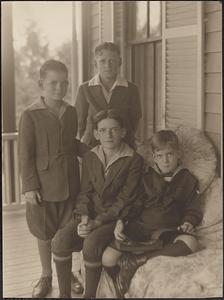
[52,219,117,256]
[110,220,193,250]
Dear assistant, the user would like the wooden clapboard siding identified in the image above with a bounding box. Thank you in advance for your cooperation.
[204,1,222,167]
[205,10,221,33]
[205,73,222,93]
[205,31,222,53]
[205,52,222,73]
[205,131,221,156]
[205,113,221,133]
[205,1,222,13]
[205,93,221,113]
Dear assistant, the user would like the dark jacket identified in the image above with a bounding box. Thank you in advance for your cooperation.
[74,144,144,224]
[75,80,142,147]
[18,97,89,202]
[138,166,203,229]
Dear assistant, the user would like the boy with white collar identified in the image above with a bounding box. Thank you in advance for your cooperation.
[75,42,142,148]
[18,59,88,298]
[51,109,143,298]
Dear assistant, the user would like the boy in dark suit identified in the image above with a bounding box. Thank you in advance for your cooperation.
[75,42,142,148]
[51,109,143,297]
[18,60,87,297]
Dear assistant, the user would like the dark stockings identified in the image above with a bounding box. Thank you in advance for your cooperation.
[115,240,192,297]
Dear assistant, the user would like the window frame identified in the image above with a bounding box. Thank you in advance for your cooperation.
[126,1,162,45]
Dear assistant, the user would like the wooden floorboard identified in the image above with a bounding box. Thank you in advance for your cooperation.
[2,207,83,298]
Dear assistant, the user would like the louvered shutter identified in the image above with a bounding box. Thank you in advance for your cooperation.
[162,1,204,129]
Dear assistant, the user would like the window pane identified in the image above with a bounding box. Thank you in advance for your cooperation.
[149,1,161,37]
[12,2,72,129]
[135,1,148,40]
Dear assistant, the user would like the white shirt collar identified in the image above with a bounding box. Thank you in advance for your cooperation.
[88,73,128,89]
[153,164,185,182]
[91,142,134,175]
[28,97,69,119]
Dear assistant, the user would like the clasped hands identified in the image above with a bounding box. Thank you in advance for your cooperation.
[77,216,102,238]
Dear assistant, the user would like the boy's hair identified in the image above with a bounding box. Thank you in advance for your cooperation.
[92,109,125,130]
[94,42,120,57]
[40,59,68,79]
[150,130,180,152]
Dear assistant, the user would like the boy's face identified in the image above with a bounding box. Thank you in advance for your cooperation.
[153,145,181,174]
[94,118,126,151]
[39,70,68,102]
[95,49,121,81]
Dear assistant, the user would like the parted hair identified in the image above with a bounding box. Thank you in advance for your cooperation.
[94,42,120,57]
[92,109,125,130]
[40,59,68,79]
[150,130,180,152]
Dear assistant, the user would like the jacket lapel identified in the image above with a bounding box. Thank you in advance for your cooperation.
[88,86,108,110]
[110,86,128,104]
[103,158,126,191]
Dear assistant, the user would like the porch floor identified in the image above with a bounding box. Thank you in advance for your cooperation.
[2,206,83,298]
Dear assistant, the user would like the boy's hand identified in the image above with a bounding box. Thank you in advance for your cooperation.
[77,221,91,238]
[77,215,90,237]
[178,222,194,234]
[77,217,101,237]
[114,219,127,241]
[81,132,93,146]
[85,219,102,231]
[25,190,42,206]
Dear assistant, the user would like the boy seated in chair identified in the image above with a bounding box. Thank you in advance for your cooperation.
[102,129,203,298]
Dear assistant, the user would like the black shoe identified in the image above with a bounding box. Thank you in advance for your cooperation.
[71,272,84,294]
[32,276,52,298]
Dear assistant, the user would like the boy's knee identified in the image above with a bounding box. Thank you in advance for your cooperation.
[51,218,81,257]
[174,234,199,253]
[51,232,71,258]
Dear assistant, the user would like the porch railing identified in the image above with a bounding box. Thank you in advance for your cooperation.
[2,132,24,207]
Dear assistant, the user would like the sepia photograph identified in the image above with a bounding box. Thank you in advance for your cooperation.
[2,1,222,298]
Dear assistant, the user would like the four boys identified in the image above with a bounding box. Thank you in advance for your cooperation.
[18,42,203,298]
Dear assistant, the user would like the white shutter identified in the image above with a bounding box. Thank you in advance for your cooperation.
[162,1,204,129]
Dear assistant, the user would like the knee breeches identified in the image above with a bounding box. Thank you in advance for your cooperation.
[51,218,116,264]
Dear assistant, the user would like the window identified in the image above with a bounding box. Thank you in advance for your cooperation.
[12,1,73,128]
[127,1,161,42]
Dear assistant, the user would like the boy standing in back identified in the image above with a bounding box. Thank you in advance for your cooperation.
[75,42,142,148]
